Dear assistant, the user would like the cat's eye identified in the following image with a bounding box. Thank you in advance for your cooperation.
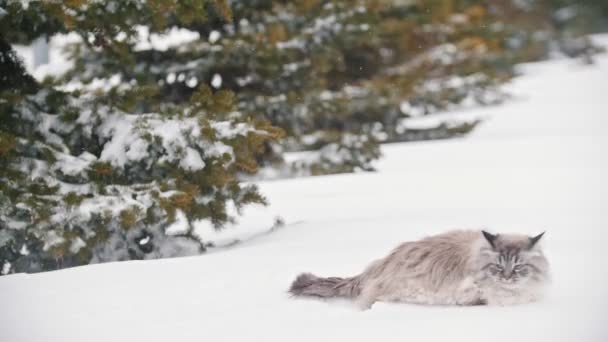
[488,264,503,275]
[513,265,528,275]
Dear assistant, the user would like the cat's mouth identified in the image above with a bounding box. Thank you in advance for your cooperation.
[499,277,519,284]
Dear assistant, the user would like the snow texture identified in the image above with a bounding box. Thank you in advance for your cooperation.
[134,26,200,52]
[13,33,80,80]
[1,35,608,342]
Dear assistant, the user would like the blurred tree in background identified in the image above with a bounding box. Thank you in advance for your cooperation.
[0,0,283,273]
[0,0,605,274]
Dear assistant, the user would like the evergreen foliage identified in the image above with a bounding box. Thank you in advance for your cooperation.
[0,0,282,274]
[0,0,604,274]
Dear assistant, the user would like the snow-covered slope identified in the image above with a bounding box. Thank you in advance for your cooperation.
[2,37,608,342]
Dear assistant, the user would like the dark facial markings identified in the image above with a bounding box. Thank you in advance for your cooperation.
[521,263,541,274]
[487,248,531,281]
[479,233,546,282]
[481,263,502,275]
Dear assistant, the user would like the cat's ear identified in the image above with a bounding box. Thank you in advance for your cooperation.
[482,230,498,248]
[529,231,545,249]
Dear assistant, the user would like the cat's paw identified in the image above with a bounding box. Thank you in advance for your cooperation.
[355,299,375,311]
[470,298,487,306]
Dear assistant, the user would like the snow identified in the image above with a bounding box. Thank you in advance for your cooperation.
[69,238,86,254]
[180,147,206,171]
[13,27,199,82]
[134,26,200,52]
[97,113,139,167]
[13,33,80,80]
[399,100,421,116]
[0,262,10,276]
[6,220,27,230]
[42,231,65,251]
[19,245,29,256]
[54,152,97,177]
[186,76,198,88]
[208,30,221,44]
[98,114,224,170]
[211,73,222,88]
[138,236,150,245]
[276,37,306,50]
[1,36,608,342]
[165,210,190,236]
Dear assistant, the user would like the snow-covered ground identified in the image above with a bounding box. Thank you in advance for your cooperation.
[2,36,608,342]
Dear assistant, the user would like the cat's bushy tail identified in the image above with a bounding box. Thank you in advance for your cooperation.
[289,273,361,298]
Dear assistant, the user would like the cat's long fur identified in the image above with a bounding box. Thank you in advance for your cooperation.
[289,230,549,309]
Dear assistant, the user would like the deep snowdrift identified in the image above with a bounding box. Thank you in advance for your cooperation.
[2,36,608,342]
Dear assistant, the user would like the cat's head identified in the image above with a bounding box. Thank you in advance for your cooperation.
[479,230,549,284]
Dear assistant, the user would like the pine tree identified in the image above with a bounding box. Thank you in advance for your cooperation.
[0,0,603,274]
[51,0,601,176]
[0,0,282,274]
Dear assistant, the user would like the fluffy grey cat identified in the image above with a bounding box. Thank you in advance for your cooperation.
[289,230,549,309]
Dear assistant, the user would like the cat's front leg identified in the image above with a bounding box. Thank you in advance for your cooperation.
[355,283,380,310]
[456,291,486,306]
[355,297,375,310]
[467,297,487,306]
[456,278,487,306]
[464,286,487,306]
